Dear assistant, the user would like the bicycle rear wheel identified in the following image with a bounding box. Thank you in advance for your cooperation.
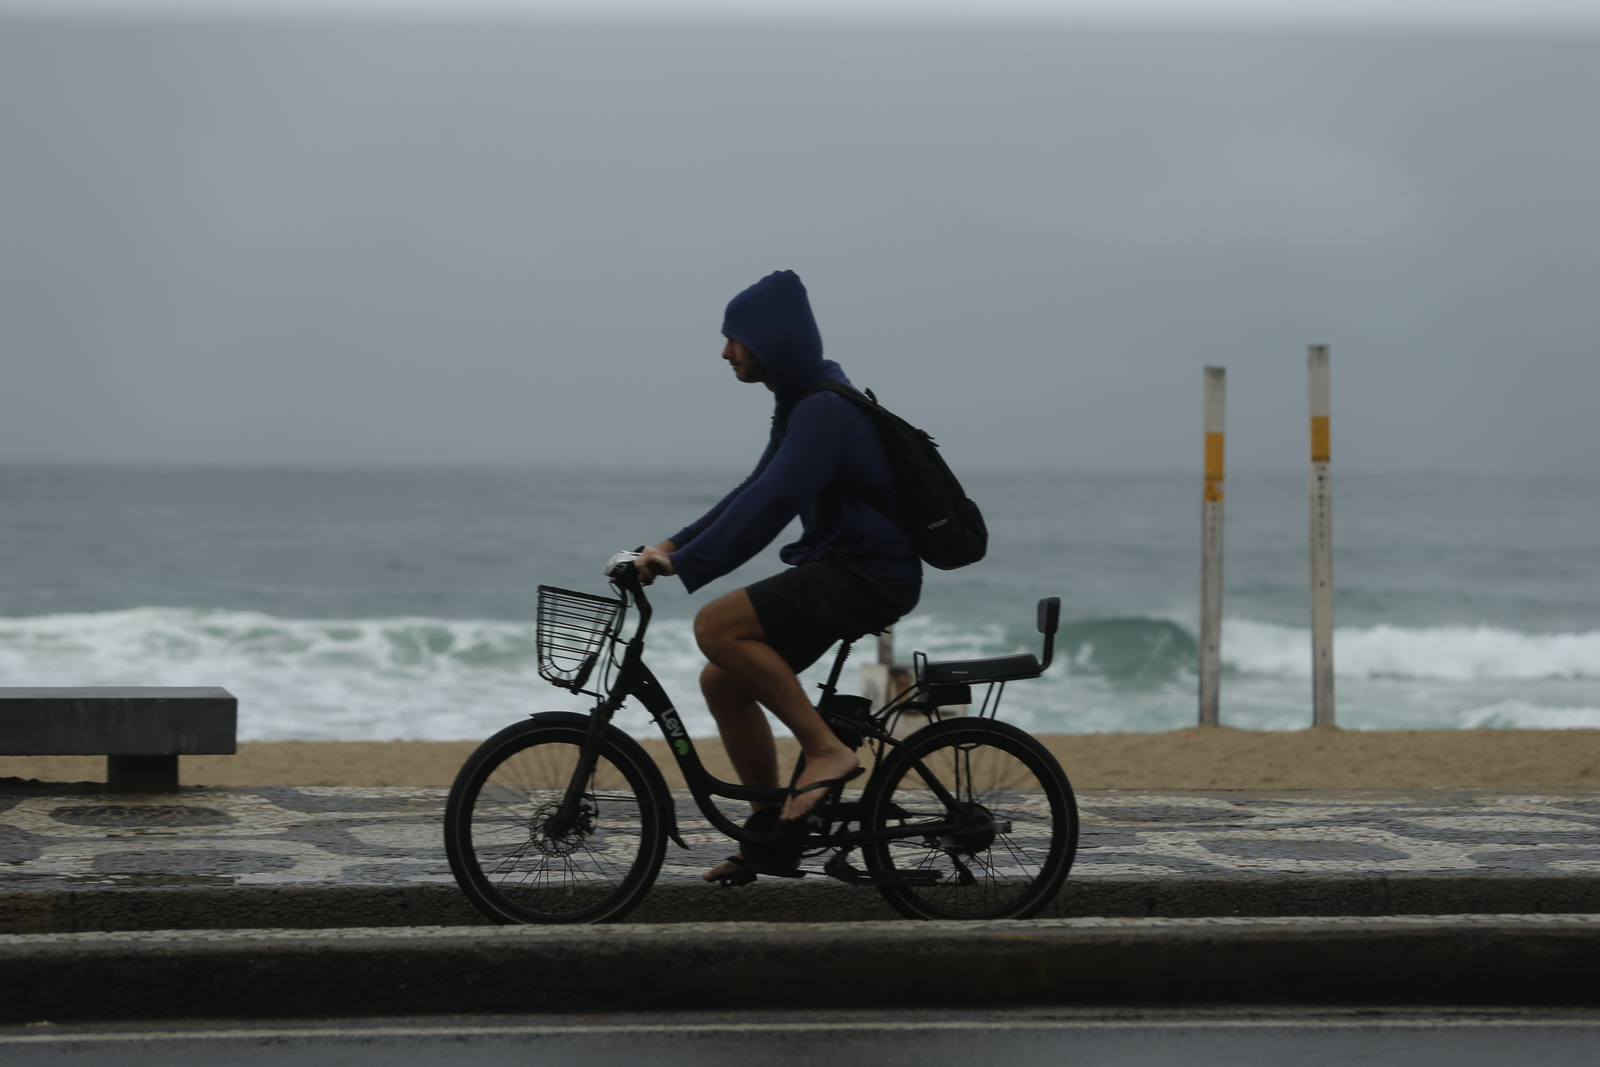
[857,718,1077,921]
[444,715,669,924]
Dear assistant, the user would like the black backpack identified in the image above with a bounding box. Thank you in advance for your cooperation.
[803,380,987,571]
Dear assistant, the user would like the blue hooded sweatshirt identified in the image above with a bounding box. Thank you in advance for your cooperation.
[668,271,921,594]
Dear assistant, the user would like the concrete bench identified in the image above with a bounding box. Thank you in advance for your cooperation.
[0,687,237,793]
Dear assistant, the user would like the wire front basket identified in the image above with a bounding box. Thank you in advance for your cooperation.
[535,585,625,693]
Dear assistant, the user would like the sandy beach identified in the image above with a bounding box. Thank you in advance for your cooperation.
[4,727,1597,790]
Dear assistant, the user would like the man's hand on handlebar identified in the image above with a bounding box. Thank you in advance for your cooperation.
[633,545,674,584]
[603,543,675,586]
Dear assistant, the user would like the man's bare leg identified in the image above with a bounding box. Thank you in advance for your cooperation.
[694,589,859,824]
[699,662,779,883]
[701,662,780,791]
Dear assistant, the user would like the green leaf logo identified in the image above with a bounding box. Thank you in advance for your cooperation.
[675,739,689,755]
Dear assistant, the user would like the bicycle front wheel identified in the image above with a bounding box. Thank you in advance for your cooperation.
[858,718,1078,921]
[444,715,669,924]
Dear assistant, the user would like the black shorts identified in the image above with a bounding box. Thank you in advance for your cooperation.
[745,556,921,673]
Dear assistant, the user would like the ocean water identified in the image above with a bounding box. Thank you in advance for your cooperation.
[1,467,1595,741]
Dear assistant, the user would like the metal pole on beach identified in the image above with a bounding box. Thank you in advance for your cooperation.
[1307,345,1336,727]
[864,628,906,710]
[866,627,922,725]
[1198,367,1226,727]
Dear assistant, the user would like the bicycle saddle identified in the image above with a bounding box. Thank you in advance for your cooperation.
[920,652,1042,685]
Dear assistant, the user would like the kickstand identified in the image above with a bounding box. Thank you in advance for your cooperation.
[948,853,979,887]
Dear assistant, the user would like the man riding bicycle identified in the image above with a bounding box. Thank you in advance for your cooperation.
[628,270,921,885]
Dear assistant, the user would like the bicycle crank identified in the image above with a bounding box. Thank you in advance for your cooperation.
[823,851,945,887]
[740,807,808,876]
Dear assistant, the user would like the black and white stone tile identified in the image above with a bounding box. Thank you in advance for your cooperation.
[0,788,452,888]
[0,787,1596,889]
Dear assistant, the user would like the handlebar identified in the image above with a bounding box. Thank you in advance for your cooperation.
[595,550,657,654]
[603,547,667,637]
[604,548,667,584]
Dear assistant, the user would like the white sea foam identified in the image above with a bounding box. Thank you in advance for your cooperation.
[1459,701,1600,730]
[0,608,1034,742]
[1,608,1598,740]
[0,608,555,742]
[1222,618,1600,681]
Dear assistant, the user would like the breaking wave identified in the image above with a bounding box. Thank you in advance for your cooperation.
[1222,619,1600,681]
[1,608,1597,739]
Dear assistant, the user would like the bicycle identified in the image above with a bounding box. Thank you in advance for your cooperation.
[443,553,1079,924]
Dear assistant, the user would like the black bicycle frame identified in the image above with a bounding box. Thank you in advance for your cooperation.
[556,572,973,851]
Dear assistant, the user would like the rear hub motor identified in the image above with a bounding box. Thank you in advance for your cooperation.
[936,804,1004,855]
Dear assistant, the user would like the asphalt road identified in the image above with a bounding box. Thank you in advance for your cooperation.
[5,1009,1600,1067]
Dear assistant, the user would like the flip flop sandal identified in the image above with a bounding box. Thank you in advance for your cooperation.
[786,766,865,829]
[708,854,758,888]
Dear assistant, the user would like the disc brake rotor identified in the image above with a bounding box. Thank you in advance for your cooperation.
[527,800,596,858]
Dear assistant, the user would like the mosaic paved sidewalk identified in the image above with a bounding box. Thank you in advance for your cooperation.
[2,786,1597,890]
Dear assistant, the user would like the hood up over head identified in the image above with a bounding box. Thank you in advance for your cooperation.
[721,270,847,409]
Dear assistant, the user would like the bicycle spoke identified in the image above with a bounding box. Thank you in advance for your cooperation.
[860,720,1077,920]
[445,721,667,923]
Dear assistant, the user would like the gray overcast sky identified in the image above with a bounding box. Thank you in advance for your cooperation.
[1,10,1596,472]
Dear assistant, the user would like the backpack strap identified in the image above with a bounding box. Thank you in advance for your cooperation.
[771,381,877,429]
[807,381,878,406]
[792,381,906,531]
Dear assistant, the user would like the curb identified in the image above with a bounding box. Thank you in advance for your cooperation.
[3,871,1598,935]
[4,915,1600,1022]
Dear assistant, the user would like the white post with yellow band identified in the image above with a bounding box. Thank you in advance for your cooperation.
[1307,344,1336,728]
[1199,366,1226,727]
